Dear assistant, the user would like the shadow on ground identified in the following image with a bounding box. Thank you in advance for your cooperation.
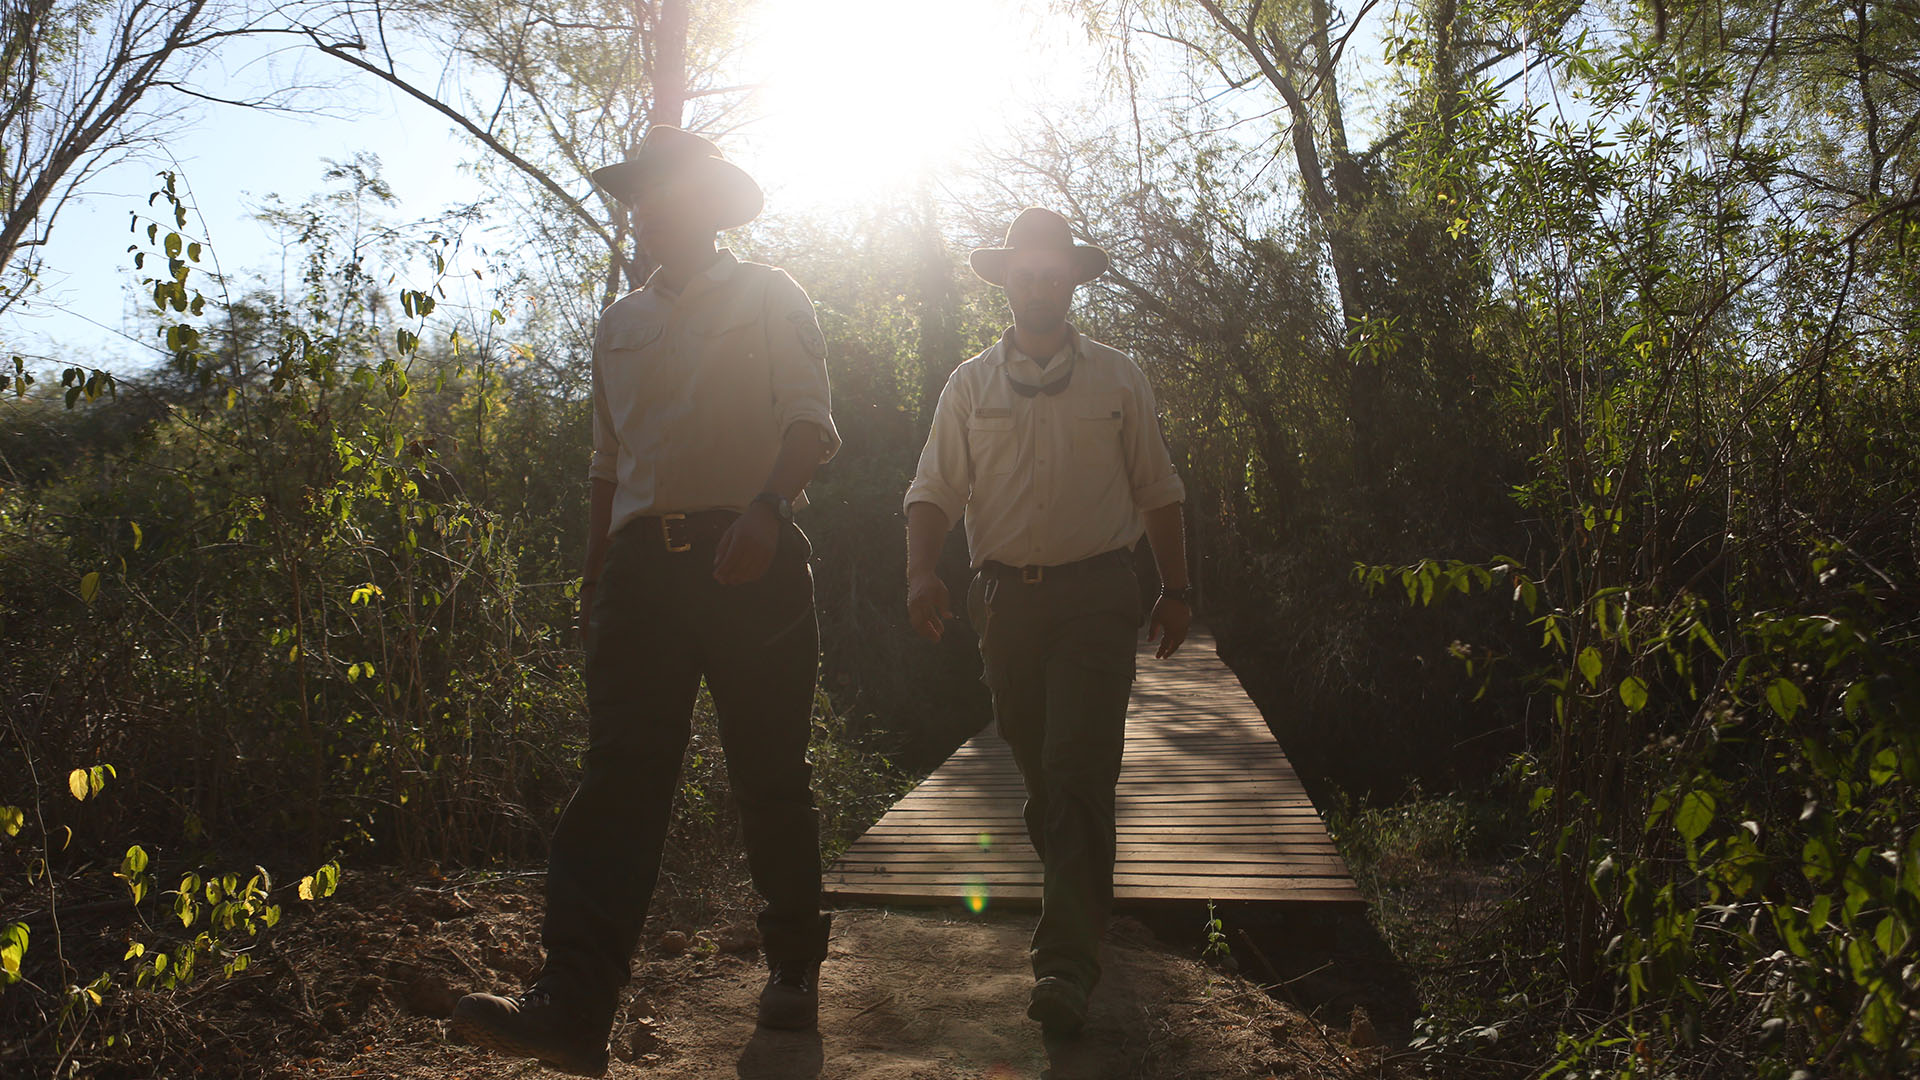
[1129,898,1421,1048]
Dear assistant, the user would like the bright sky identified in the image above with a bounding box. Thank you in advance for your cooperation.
[0,0,1402,376]
[1,0,1111,374]
[735,0,1103,208]
[0,38,489,372]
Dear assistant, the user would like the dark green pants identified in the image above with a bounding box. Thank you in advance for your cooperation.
[969,551,1140,991]
[541,518,828,1001]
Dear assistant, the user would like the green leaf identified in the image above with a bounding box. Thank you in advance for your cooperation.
[1842,680,1869,721]
[1577,647,1602,687]
[79,571,100,604]
[1803,837,1836,885]
[1766,678,1806,720]
[1675,790,1715,843]
[1688,620,1726,660]
[1809,895,1831,930]
[0,922,27,980]
[0,806,22,836]
[1619,675,1649,712]
[1874,914,1905,956]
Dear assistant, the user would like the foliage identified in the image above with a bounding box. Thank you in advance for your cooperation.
[1341,0,1920,1073]
[0,738,343,1076]
[0,165,915,1074]
[3,0,1917,1075]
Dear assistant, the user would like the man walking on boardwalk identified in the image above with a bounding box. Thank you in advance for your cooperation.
[903,207,1192,1037]
[451,126,840,1076]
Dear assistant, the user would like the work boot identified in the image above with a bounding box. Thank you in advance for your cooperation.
[1027,975,1088,1037]
[756,960,820,1030]
[449,983,612,1077]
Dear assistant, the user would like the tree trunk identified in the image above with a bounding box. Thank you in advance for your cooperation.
[650,0,690,128]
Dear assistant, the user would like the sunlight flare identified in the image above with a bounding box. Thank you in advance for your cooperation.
[741,0,1091,207]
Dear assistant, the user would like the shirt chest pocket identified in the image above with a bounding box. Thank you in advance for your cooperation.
[686,305,763,372]
[604,322,666,354]
[600,322,672,405]
[968,412,1018,479]
[1072,393,1125,467]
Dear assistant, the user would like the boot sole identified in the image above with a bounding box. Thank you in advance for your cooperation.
[449,1013,610,1077]
[1026,988,1087,1037]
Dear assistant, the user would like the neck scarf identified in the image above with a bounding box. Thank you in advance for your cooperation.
[1001,325,1077,397]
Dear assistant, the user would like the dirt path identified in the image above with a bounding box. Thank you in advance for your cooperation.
[266,878,1386,1079]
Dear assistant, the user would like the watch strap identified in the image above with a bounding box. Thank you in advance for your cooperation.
[751,491,794,523]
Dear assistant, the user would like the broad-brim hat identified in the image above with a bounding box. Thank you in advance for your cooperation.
[969,207,1110,287]
[591,126,764,229]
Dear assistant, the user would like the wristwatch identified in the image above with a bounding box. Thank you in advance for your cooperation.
[751,491,794,524]
[1161,584,1195,605]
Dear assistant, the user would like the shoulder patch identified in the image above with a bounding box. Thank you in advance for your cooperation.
[787,307,827,360]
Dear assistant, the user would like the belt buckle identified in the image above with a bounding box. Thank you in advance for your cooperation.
[660,512,691,553]
[1021,564,1044,585]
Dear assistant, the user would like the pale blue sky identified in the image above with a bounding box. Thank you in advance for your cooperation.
[2,0,1405,377]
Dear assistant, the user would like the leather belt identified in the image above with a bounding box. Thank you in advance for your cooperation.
[626,510,738,552]
[982,548,1130,585]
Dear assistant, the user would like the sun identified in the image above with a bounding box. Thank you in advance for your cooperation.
[737,0,1093,208]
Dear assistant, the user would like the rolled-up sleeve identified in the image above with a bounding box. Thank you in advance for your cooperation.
[588,323,619,483]
[764,270,842,463]
[903,366,972,524]
[1123,360,1186,511]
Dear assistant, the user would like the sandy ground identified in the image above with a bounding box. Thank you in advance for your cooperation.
[262,878,1388,1080]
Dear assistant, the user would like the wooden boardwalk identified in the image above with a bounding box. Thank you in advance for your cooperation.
[824,630,1361,908]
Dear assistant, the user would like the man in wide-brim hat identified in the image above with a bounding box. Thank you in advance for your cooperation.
[903,206,1193,1038]
[453,126,841,1076]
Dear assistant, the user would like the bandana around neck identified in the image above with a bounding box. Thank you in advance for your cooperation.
[1001,326,1077,398]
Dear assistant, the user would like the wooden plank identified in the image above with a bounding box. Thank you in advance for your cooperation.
[906,778,1310,790]
[892,792,1319,806]
[826,884,1366,905]
[833,857,1347,871]
[824,630,1358,908]
[856,821,1337,836]
[840,837,1336,845]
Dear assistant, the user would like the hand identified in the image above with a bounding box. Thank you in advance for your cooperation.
[713,504,781,584]
[906,572,953,643]
[577,582,596,651]
[1148,592,1190,659]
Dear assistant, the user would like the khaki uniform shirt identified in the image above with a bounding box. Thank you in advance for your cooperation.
[904,325,1185,568]
[589,250,841,534]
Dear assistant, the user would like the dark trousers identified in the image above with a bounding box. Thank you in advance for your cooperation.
[541,518,828,1000]
[968,552,1139,991]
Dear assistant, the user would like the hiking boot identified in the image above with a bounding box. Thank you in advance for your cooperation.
[449,984,611,1077]
[757,960,820,1030]
[1027,975,1088,1037]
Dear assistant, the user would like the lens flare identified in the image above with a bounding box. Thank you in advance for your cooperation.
[976,831,993,851]
[963,877,989,914]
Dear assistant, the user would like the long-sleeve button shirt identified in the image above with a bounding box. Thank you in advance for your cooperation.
[589,250,841,534]
[904,325,1186,568]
